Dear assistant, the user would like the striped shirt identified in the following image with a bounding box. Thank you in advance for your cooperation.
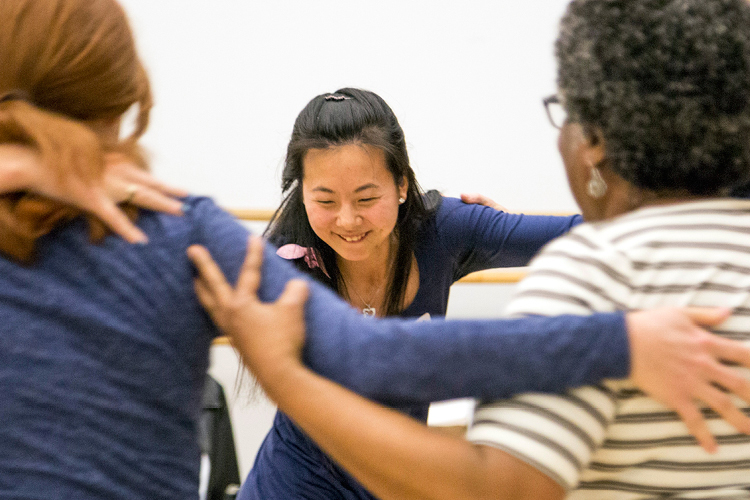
[466,199,750,499]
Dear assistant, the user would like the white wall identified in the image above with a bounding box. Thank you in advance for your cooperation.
[119,0,577,213]
[115,0,578,480]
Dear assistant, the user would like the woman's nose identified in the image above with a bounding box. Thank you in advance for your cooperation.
[336,205,361,228]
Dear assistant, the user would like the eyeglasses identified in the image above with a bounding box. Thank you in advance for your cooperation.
[543,94,567,129]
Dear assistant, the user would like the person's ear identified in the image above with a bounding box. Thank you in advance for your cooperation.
[582,127,606,168]
[398,176,409,201]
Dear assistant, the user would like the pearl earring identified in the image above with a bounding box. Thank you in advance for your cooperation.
[587,167,608,199]
[399,197,406,204]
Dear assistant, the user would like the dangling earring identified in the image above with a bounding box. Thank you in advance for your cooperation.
[587,167,608,199]
[399,197,406,204]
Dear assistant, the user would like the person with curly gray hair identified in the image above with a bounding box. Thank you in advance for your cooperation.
[188,0,750,499]
[462,2,750,497]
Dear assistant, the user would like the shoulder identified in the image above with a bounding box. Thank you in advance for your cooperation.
[507,223,633,316]
[427,194,500,236]
[182,195,247,244]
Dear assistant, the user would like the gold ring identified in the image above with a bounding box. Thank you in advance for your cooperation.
[124,184,138,204]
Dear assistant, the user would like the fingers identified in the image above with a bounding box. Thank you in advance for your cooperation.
[626,307,750,450]
[708,360,750,406]
[695,378,750,435]
[105,154,189,197]
[681,306,732,326]
[711,335,750,369]
[192,275,217,312]
[89,192,148,244]
[104,157,187,216]
[460,192,507,211]
[186,244,233,307]
[236,235,264,296]
[279,279,310,308]
[671,402,717,453]
[125,184,184,215]
[121,166,189,198]
[460,193,483,204]
[107,175,184,215]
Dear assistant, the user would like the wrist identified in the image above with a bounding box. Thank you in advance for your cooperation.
[251,355,308,397]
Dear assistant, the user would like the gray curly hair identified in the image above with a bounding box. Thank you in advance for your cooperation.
[556,0,750,195]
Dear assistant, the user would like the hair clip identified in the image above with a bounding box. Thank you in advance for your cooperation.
[0,90,31,104]
[276,244,330,278]
[324,94,352,102]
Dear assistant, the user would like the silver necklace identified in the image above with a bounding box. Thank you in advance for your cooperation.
[342,275,386,317]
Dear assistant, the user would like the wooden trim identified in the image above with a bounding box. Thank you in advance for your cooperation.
[227,208,575,222]
[228,208,277,221]
[457,269,526,283]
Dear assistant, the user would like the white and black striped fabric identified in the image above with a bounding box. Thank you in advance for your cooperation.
[466,199,750,499]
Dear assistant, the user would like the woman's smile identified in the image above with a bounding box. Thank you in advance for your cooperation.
[338,232,369,243]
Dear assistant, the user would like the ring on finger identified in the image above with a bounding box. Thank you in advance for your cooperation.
[124,184,139,204]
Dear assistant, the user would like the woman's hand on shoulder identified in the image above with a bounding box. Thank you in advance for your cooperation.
[460,192,507,212]
[188,236,310,383]
[103,153,187,216]
[626,307,750,452]
[0,143,187,243]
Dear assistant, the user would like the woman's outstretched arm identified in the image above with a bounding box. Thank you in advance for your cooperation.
[188,236,750,452]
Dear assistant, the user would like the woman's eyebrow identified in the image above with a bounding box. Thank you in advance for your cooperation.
[310,183,379,194]
[354,183,378,193]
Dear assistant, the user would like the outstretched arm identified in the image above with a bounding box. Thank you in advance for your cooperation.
[193,235,564,500]
[188,236,750,452]
[0,143,187,243]
[436,196,583,275]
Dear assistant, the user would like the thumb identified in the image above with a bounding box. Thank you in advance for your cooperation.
[681,307,732,327]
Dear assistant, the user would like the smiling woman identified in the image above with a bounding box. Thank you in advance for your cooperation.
[302,144,408,285]
[241,87,585,500]
[302,143,411,315]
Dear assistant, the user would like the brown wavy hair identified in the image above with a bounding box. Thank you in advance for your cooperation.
[0,0,152,261]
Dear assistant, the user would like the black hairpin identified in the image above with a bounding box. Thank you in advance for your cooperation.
[324,94,352,102]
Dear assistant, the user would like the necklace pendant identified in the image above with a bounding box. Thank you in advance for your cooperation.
[362,306,376,316]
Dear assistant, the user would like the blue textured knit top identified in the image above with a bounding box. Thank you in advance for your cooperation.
[0,196,627,499]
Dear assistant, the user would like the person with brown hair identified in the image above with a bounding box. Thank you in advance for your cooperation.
[4,0,750,498]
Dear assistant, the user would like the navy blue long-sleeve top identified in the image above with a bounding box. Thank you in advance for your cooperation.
[0,196,626,499]
[238,196,628,499]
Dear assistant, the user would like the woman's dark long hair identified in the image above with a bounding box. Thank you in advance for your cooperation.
[265,88,434,316]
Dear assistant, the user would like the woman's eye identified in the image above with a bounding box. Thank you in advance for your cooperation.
[359,197,378,203]
[316,200,334,205]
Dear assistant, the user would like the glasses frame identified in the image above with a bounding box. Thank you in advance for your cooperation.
[543,94,565,129]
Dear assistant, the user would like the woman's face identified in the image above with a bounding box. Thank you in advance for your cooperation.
[302,143,407,264]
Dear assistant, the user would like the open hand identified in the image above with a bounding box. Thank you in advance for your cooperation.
[0,144,187,244]
[627,307,750,452]
[188,236,310,381]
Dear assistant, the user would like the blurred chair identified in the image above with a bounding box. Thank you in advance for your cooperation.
[199,375,241,500]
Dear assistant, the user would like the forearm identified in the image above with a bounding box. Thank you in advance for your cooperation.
[252,238,630,404]
[485,213,583,268]
[255,361,561,500]
[302,294,630,404]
